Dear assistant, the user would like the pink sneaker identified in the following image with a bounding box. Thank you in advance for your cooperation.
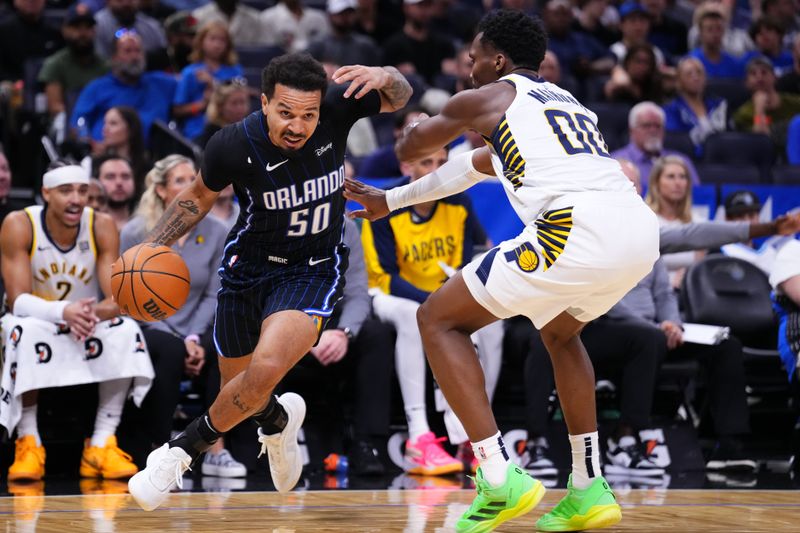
[456,442,479,474]
[404,432,463,476]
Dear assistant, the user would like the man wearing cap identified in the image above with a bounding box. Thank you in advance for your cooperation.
[734,55,800,152]
[38,3,109,118]
[146,11,196,73]
[0,161,154,482]
[0,0,63,82]
[308,0,381,68]
[611,2,666,66]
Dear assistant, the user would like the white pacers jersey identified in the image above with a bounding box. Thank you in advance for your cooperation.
[485,73,634,224]
[24,205,99,302]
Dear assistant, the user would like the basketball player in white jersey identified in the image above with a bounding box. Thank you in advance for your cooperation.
[345,10,659,532]
[0,162,153,483]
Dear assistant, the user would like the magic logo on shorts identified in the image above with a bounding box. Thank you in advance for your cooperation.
[504,242,539,272]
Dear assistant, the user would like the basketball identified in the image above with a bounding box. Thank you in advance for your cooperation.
[111,243,191,322]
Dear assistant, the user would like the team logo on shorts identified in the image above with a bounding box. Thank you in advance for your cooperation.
[85,338,103,360]
[9,362,16,383]
[35,342,52,364]
[56,323,71,336]
[109,317,124,328]
[504,242,539,272]
[10,325,23,347]
[134,333,146,353]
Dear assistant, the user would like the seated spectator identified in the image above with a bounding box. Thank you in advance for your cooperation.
[70,31,177,144]
[642,0,689,59]
[119,155,244,477]
[604,43,664,103]
[646,155,704,288]
[352,0,403,45]
[663,57,727,158]
[572,0,620,48]
[193,0,268,47]
[38,3,109,119]
[140,0,176,22]
[719,189,795,273]
[734,56,800,153]
[88,177,109,213]
[209,184,238,229]
[0,0,63,82]
[610,2,666,66]
[262,0,331,53]
[433,43,473,94]
[96,156,137,231]
[611,101,700,188]
[0,162,153,483]
[744,16,794,74]
[280,217,394,476]
[768,240,800,467]
[688,0,754,59]
[147,11,198,74]
[361,148,503,475]
[173,21,242,139]
[382,0,456,85]
[777,34,800,94]
[89,106,151,188]
[307,0,381,68]
[194,78,250,149]
[688,5,747,79]
[762,0,800,49]
[543,0,615,81]
[359,106,424,178]
[94,0,168,59]
[0,147,28,223]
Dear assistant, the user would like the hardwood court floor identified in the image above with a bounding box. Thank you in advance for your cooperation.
[1,487,798,532]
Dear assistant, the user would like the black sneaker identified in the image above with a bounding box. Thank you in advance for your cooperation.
[705,439,758,472]
[518,438,558,477]
[350,440,385,476]
[605,436,665,477]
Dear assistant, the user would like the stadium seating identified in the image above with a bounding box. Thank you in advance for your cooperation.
[696,163,761,185]
[703,132,775,182]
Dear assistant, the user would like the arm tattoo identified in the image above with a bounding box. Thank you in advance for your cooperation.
[380,66,412,109]
[232,393,249,413]
[145,198,203,246]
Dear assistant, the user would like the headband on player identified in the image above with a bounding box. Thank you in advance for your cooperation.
[42,165,90,189]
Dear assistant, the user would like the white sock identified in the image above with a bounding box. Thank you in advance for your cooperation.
[91,378,130,447]
[471,431,509,487]
[17,404,41,446]
[405,406,430,441]
[569,431,601,489]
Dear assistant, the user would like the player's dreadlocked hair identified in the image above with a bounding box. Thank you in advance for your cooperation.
[477,9,548,71]
[261,53,328,100]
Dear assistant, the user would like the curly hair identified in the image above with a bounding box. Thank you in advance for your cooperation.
[477,10,547,70]
[261,53,327,100]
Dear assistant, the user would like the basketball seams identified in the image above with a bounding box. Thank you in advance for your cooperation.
[137,270,181,311]
[126,270,190,284]
[128,244,147,321]
[113,249,127,304]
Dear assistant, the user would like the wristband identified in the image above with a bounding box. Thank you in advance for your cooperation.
[13,293,69,323]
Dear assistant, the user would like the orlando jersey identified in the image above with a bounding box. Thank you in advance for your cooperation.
[24,205,99,301]
[201,86,381,282]
[484,73,635,224]
[361,190,483,303]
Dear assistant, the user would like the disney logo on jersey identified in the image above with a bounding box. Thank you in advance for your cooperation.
[262,165,345,210]
[315,142,333,157]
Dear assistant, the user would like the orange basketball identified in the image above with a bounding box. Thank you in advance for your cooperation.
[111,243,191,322]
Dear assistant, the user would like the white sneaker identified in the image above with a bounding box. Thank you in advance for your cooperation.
[257,392,306,493]
[128,444,192,511]
[202,449,247,478]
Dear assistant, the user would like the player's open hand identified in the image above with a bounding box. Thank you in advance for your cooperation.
[64,297,99,341]
[343,177,390,221]
[184,339,205,377]
[774,212,800,235]
[333,65,387,99]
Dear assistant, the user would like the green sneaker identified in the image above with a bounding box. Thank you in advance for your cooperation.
[456,462,546,533]
[536,474,621,532]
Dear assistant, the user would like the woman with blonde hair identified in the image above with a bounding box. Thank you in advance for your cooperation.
[194,78,251,149]
[120,155,246,478]
[646,155,705,287]
[173,20,243,140]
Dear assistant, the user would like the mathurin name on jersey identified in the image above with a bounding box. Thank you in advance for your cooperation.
[262,165,345,211]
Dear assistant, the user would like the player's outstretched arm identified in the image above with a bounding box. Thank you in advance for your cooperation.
[332,65,412,112]
[345,148,494,221]
[144,171,219,247]
[93,212,121,321]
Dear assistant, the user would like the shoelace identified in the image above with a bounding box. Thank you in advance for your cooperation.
[257,432,281,462]
[420,436,453,462]
[155,452,192,490]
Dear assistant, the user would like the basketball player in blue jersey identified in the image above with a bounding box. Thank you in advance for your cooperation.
[345,10,660,532]
[127,53,411,511]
